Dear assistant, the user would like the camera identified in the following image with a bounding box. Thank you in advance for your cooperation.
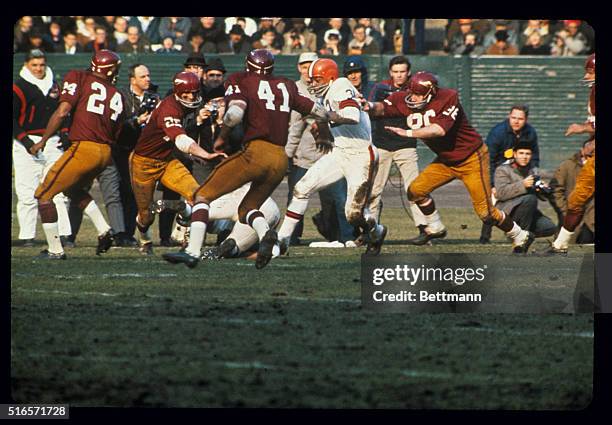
[531,175,553,197]
[137,91,161,116]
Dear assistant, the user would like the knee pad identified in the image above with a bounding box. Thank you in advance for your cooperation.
[407,187,426,203]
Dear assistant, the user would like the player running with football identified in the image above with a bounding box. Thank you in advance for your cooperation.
[365,71,535,253]
[31,50,128,259]
[130,71,226,255]
[276,58,387,255]
[163,49,329,269]
[544,53,595,255]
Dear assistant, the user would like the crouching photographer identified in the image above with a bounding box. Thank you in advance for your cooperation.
[494,141,556,239]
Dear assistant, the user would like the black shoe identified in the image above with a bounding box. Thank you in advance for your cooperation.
[163,251,199,268]
[34,249,66,260]
[61,236,76,248]
[201,246,220,260]
[407,228,447,246]
[256,230,278,270]
[216,228,233,246]
[512,232,535,254]
[96,230,115,255]
[365,225,387,256]
[535,242,568,257]
[114,233,138,247]
[160,238,182,247]
[139,242,154,256]
[479,236,491,244]
[21,239,35,247]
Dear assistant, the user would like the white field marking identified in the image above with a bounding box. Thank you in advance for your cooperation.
[232,262,298,268]
[452,326,594,339]
[23,353,135,363]
[219,318,279,325]
[13,288,118,297]
[399,369,536,384]
[283,296,361,304]
[216,361,277,370]
[13,273,178,280]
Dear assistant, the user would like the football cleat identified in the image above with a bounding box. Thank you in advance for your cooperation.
[256,230,278,269]
[139,242,153,256]
[365,225,387,256]
[512,231,535,254]
[407,228,447,246]
[535,242,568,257]
[34,249,67,260]
[278,237,290,256]
[162,251,199,268]
[201,246,221,260]
[96,230,115,255]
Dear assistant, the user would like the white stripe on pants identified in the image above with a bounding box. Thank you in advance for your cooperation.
[369,147,427,227]
[13,137,71,239]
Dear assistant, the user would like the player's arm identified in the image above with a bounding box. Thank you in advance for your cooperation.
[30,101,72,155]
[13,87,36,153]
[363,92,405,119]
[384,123,446,139]
[565,121,595,137]
[215,99,246,152]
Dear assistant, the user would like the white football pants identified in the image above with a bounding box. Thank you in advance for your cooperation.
[290,145,379,225]
[12,136,71,240]
[209,184,280,253]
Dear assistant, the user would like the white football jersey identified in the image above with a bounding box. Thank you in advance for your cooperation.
[323,77,372,149]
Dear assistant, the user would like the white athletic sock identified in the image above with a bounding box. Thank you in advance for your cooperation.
[185,203,209,257]
[553,227,574,250]
[42,222,64,254]
[251,216,270,241]
[83,201,111,236]
[278,198,309,240]
[424,210,445,234]
[506,223,528,245]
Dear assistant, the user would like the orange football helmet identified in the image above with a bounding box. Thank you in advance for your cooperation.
[307,58,339,97]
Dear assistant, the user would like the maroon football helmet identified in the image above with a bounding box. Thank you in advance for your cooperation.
[581,53,595,87]
[405,71,438,110]
[91,50,121,84]
[246,49,275,75]
[173,71,202,108]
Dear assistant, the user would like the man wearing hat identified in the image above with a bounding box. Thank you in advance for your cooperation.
[493,140,556,240]
[282,18,316,54]
[227,24,251,54]
[343,55,375,100]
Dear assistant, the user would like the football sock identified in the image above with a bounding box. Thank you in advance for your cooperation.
[278,198,309,240]
[247,211,270,241]
[136,217,153,245]
[185,203,209,257]
[84,201,111,236]
[424,210,445,234]
[230,222,257,253]
[54,196,72,237]
[42,222,64,254]
[506,222,528,245]
[553,227,573,250]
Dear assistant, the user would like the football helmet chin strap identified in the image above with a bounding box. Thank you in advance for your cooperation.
[175,92,202,109]
[307,80,332,98]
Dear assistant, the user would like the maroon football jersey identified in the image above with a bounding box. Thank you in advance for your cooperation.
[224,71,314,147]
[384,88,483,165]
[59,70,125,145]
[588,85,595,129]
[134,95,186,160]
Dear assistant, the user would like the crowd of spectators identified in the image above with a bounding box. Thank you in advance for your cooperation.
[14,17,595,56]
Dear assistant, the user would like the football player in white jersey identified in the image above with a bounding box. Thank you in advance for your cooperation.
[276,58,387,255]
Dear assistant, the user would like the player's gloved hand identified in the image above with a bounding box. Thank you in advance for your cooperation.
[310,122,321,139]
[59,132,71,151]
[28,139,46,156]
[315,138,334,154]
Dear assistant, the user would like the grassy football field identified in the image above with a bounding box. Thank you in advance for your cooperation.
[10,183,594,409]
